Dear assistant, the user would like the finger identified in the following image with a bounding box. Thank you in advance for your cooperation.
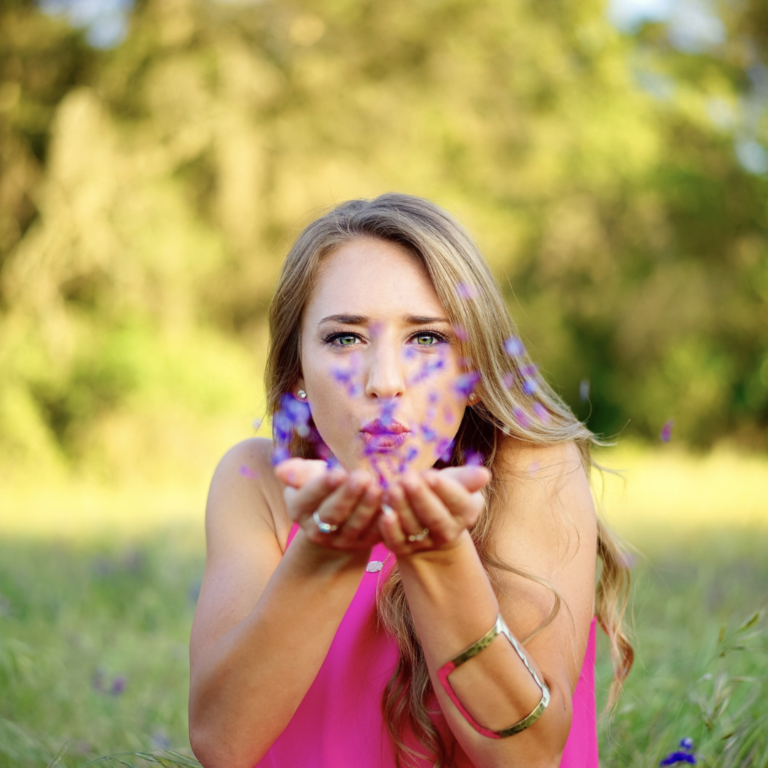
[377,502,409,551]
[288,468,348,520]
[423,472,484,528]
[400,473,459,545]
[275,458,331,488]
[431,465,491,492]
[334,481,383,546]
[385,479,425,537]
[311,470,373,531]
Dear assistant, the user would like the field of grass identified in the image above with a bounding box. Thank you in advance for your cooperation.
[0,444,766,767]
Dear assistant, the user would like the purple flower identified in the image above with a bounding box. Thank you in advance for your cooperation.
[679,738,694,751]
[522,379,538,396]
[504,336,525,357]
[110,676,127,696]
[454,371,481,398]
[452,324,469,341]
[464,450,484,466]
[660,752,696,765]
[435,438,454,462]
[455,282,480,300]
[532,402,550,423]
[579,379,590,402]
[513,407,530,428]
[661,419,673,442]
[239,465,260,479]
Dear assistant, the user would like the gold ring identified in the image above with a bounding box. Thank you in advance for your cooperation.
[407,528,429,543]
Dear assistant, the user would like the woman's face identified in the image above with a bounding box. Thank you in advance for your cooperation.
[297,237,469,477]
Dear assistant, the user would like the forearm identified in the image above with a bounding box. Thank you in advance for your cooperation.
[397,531,571,768]
[189,531,369,768]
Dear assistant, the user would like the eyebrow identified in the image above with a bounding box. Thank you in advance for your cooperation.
[318,314,451,325]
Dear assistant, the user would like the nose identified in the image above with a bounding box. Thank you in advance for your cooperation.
[363,341,406,400]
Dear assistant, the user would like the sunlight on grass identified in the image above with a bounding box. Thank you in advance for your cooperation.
[594,442,768,539]
[2,442,766,544]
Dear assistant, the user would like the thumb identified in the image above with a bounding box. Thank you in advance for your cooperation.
[274,458,335,488]
[432,465,491,492]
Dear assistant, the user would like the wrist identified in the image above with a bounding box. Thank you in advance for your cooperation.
[290,528,372,573]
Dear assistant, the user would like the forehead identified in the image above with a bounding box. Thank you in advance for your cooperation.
[304,237,446,321]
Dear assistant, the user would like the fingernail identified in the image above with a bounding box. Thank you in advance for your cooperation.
[381,504,395,517]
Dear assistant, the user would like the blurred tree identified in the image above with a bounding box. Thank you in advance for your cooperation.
[0,0,766,481]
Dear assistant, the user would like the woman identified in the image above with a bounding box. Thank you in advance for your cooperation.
[188,194,633,768]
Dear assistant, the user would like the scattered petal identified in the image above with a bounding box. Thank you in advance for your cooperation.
[661,419,673,442]
[454,371,481,397]
[532,402,550,423]
[502,372,515,388]
[513,406,530,428]
[455,281,480,300]
[464,450,484,466]
[504,336,525,357]
[522,378,538,395]
[239,465,260,479]
[110,676,127,696]
[452,324,469,341]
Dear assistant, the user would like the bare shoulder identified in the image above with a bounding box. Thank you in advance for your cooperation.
[207,437,292,551]
[190,438,289,676]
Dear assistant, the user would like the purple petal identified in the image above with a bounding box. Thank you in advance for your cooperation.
[454,371,481,397]
[513,407,530,428]
[464,450,484,466]
[502,372,515,388]
[661,419,673,442]
[455,282,480,300]
[239,465,260,479]
[271,446,291,465]
[532,402,550,423]
[435,437,454,462]
[679,738,694,751]
[504,336,525,357]
[110,676,127,696]
[452,324,469,341]
[522,379,538,395]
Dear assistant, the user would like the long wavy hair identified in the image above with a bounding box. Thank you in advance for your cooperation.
[265,193,634,767]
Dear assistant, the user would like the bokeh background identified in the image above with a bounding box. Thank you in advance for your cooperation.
[1,0,767,765]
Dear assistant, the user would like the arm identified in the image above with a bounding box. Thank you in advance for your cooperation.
[381,441,597,768]
[188,439,382,768]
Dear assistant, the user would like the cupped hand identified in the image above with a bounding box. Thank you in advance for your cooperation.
[274,458,384,551]
[377,465,491,556]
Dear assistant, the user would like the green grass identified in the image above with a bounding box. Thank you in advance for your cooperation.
[0,447,766,767]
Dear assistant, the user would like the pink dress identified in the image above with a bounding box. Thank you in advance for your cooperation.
[256,529,598,767]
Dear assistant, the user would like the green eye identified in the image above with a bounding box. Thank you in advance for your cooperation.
[416,334,437,345]
[338,335,357,346]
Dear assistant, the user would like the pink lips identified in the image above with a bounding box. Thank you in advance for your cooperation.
[360,418,410,451]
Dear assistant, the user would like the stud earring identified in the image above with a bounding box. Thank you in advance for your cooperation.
[468,392,478,404]
[297,389,307,400]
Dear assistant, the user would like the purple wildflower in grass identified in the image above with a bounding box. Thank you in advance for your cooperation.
[660,738,697,765]
[513,406,530,428]
[152,733,171,749]
[522,378,538,396]
[464,450,484,466]
[661,419,673,442]
[502,372,515,389]
[452,324,469,341]
[579,379,590,402]
[110,676,127,696]
[454,371,481,398]
[239,465,260,479]
[532,402,550,422]
[455,281,480,300]
[504,336,525,358]
[91,667,105,692]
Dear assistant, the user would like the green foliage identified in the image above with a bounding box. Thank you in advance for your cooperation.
[1,0,767,481]
[0,526,766,766]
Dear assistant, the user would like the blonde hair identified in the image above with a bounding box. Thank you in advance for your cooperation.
[265,193,633,766]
